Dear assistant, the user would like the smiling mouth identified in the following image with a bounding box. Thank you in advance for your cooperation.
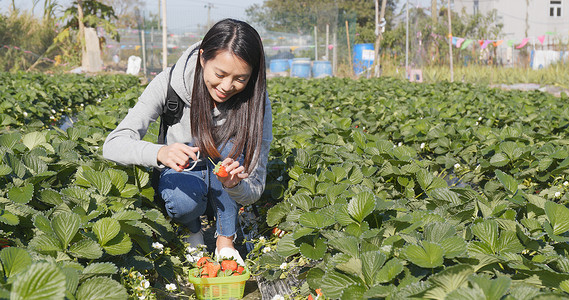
[215,88,229,99]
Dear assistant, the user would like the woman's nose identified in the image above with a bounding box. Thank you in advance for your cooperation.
[219,78,234,92]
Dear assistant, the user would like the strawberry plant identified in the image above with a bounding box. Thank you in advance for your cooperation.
[249,77,569,299]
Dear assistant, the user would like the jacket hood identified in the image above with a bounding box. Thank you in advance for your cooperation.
[170,41,201,105]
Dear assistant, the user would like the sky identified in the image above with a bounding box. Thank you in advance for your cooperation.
[6,0,264,33]
[6,0,439,34]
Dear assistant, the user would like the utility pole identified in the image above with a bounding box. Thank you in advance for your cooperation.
[314,26,318,60]
[431,0,437,25]
[162,0,167,70]
[405,0,409,76]
[447,0,453,82]
[373,0,387,77]
[205,3,214,29]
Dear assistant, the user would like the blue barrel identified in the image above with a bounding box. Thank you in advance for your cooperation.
[291,59,311,78]
[312,61,333,78]
[270,59,289,73]
[353,43,375,75]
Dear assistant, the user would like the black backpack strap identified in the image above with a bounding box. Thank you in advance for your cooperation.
[157,64,184,145]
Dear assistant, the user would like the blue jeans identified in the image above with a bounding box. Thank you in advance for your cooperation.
[159,142,243,238]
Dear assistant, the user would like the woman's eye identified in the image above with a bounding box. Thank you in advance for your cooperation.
[215,73,223,78]
[236,78,246,83]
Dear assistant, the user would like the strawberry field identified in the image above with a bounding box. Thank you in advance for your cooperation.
[1,72,569,299]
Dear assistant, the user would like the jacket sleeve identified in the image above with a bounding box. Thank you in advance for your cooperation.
[102,70,170,168]
[224,94,273,206]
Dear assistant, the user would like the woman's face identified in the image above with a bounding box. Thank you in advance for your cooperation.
[200,49,253,104]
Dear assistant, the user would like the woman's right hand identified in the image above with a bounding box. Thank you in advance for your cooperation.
[157,143,200,172]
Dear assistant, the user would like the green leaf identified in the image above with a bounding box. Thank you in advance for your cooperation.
[0,164,12,176]
[490,153,509,167]
[347,191,375,223]
[134,166,149,187]
[363,284,396,299]
[289,194,313,212]
[112,210,142,221]
[38,189,63,206]
[83,262,117,275]
[340,284,366,300]
[266,201,292,226]
[106,169,128,192]
[8,184,34,204]
[297,174,317,194]
[376,258,404,284]
[103,232,132,256]
[61,267,80,295]
[361,251,386,286]
[299,238,326,260]
[276,234,300,257]
[404,241,444,268]
[545,201,569,235]
[470,275,511,300]
[69,239,103,260]
[327,236,359,257]
[10,262,66,300]
[495,170,518,195]
[0,247,32,278]
[33,214,54,235]
[440,236,468,258]
[52,212,80,249]
[82,169,112,196]
[425,264,474,299]
[22,131,47,151]
[471,220,499,253]
[0,132,21,149]
[320,270,362,299]
[92,217,120,246]
[428,187,459,205]
[76,277,127,300]
[29,234,63,252]
[0,209,19,226]
[299,211,336,229]
[416,169,434,191]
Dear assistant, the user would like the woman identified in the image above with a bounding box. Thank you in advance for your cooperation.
[103,19,272,265]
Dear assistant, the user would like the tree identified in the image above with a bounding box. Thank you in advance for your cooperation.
[246,0,398,42]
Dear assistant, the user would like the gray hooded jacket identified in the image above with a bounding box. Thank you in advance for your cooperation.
[102,42,273,206]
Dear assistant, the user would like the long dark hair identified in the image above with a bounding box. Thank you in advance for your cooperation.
[190,19,266,173]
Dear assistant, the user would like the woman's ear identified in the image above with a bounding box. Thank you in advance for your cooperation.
[199,49,204,68]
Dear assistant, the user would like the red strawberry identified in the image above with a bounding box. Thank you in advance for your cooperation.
[221,259,238,272]
[236,266,245,274]
[197,256,212,267]
[208,157,229,177]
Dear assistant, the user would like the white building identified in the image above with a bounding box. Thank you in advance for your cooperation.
[452,0,568,42]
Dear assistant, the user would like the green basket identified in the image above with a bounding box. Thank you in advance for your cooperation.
[188,267,250,300]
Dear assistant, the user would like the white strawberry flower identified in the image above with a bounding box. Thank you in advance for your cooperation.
[140,280,150,289]
[420,142,425,149]
[23,111,28,117]
[279,262,287,270]
[564,181,569,187]
[165,283,176,291]
[152,242,164,251]
[555,192,562,198]
[262,246,271,253]
[51,109,56,114]
[478,117,483,121]
[271,295,285,300]
[454,163,461,169]
[398,142,402,147]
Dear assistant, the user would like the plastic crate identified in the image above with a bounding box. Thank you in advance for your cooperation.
[188,267,250,300]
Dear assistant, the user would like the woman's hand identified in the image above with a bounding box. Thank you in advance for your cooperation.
[217,157,248,188]
[157,143,200,172]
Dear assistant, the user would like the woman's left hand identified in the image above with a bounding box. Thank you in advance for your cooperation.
[217,158,248,188]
